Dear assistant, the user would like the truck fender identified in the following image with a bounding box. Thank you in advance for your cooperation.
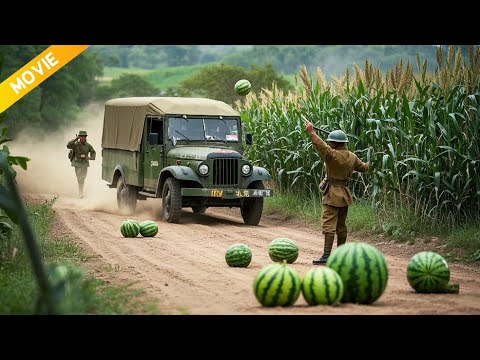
[245,166,272,187]
[155,166,202,197]
[108,165,126,188]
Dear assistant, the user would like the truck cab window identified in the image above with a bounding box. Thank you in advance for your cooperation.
[150,119,163,145]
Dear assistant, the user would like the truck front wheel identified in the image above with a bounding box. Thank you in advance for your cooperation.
[240,181,264,226]
[162,177,182,223]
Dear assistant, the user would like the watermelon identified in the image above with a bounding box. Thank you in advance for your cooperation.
[120,219,140,238]
[406,251,451,293]
[326,242,388,304]
[253,262,301,307]
[140,220,158,237]
[234,79,251,96]
[302,267,344,306]
[225,243,252,267]
[268,238,298,264]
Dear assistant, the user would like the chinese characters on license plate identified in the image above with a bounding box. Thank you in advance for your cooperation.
[209,189,272,197]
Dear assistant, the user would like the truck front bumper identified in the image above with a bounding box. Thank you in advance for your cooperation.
[181,188,273,199]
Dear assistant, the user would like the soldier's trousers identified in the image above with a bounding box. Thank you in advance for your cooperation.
[75,167,88,185]
[321,204,348,237]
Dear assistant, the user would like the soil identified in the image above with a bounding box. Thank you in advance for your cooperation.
[25,192,480,315]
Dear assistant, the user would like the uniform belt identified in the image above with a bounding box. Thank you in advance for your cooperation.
[327,179,347,186]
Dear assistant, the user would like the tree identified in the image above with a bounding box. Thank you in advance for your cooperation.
[0,45,103,135]
[178,63,292,105]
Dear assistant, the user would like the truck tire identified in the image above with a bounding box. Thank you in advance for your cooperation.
[162,177,182,223]
[117,176,137,215]
[240,181,264,226]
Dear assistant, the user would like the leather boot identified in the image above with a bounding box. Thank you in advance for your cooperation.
[313,233,335,265]
[337,236,347,247]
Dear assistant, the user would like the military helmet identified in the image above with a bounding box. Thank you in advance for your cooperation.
[326,130,348,143]
[78,130,88,136]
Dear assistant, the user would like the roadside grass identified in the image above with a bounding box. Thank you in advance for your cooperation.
[0,198,159,314]
[263,193,480,262]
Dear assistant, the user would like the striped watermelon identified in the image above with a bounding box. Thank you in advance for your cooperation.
[120,219,140,238]
[268,238,298,264]
[225,243,252,267]
[234,79,251,96]
[326,242,388,304]
[302,267,344,306]
[140,220,158,237]
[407,251,451,293]
[253,262,301,307]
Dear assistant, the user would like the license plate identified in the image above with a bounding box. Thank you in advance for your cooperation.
[210,190,223,197]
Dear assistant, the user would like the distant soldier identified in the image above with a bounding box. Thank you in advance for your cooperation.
[67,130,96,198]
[304,120,370,265]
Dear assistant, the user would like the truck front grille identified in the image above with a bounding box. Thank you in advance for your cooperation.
[213,158,238,186]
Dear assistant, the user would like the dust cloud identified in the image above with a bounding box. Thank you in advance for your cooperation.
[11,102,162,219]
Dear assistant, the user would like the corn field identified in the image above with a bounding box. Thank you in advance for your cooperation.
[238,45,480,227]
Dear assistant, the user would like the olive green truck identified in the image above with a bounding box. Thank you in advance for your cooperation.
[101,97,273,225]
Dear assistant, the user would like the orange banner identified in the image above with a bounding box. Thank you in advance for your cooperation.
[0,45,89,113]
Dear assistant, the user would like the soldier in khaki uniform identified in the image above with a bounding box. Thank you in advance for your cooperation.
[304,120,370,265]
[67,130,96,198]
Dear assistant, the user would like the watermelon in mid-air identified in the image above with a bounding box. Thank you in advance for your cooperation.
[234,79,251,96]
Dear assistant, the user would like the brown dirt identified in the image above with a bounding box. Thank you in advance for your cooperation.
[22,191,480,315]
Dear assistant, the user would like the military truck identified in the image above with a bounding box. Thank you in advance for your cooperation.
[101,97,273,225]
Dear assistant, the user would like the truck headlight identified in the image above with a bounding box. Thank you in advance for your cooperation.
[198,164,209,176]
[241,164,252,175]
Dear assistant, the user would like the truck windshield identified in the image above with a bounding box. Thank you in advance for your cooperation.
[168,117,239,142]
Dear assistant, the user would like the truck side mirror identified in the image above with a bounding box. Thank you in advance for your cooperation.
[245,133,253,145]
[149,133,159,145]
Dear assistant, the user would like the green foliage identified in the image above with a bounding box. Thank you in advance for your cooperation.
[0,215,13,240]
[102,66,151,79]
[0,45,102,136]
[0,200,157,314]
[445,224,480,259]
[96,73,160,99]
[0,117,30,222]
[179,63,292,105]
[240,46,480,228]
[143,64,205,92]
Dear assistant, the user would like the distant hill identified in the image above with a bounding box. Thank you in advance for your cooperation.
[89,45,445,77]
[89,45,252,68]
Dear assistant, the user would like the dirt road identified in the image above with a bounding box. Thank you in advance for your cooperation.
[40,192,480,315]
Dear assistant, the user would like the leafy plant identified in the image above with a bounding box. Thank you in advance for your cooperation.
[239,45,480,228]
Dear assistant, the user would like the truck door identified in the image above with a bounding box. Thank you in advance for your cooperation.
[144,117,164,190]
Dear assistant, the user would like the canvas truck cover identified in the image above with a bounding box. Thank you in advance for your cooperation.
[102,97,240,151]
